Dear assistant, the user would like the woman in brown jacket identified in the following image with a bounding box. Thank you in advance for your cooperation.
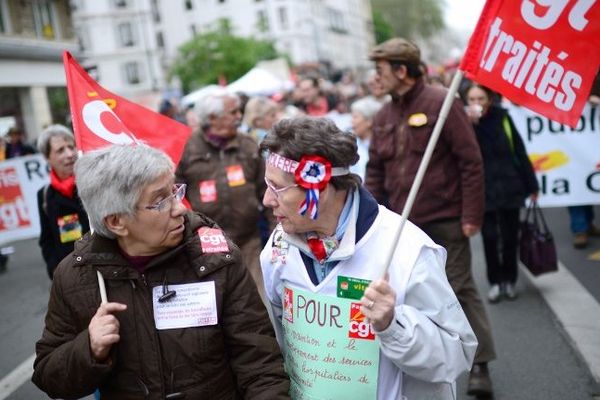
[32,144,289,400]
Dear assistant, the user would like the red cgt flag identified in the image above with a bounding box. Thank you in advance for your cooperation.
[460,0,600,128]
[63,51,191,165]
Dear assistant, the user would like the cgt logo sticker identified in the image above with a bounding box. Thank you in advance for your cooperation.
[198,227,229,253]
[348,302,375,340]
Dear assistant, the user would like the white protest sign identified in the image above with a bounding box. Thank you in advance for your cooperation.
[505,102,600,207]
[0,154,49,245]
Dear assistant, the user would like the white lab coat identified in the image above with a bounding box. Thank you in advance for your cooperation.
[261,196,477,400]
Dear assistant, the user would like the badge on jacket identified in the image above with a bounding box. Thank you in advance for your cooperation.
[408,113,428,127]
[271,227,289,264]
[199,180,217,203]
[198,227,229,253]
[57,214,82,243]
[226,164,246,187]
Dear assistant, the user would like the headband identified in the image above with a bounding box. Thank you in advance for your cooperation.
[267,152,350,219]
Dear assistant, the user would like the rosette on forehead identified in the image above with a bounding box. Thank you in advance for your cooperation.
[262,117,362,219]
[266,152,350,219]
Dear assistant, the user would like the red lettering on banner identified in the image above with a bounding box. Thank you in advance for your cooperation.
[0,167,31,231]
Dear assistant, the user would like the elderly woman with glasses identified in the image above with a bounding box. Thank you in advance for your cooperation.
[259,117,476,400]
[32,144,289,400]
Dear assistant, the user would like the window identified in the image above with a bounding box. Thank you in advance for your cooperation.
[327,7,347,34]
[151,0,160,22]
[114,0,128,8]
[0,2,6,33]
[124,62,141,84]
[75,27,91,52]
[257,9,269,32]
[32,0,57,39]
[185,0,193,10]
[190,24,196,36]
[70,0,84,11]
[156,31,164,48]
[278,7,288,30]
[118,22,135,47]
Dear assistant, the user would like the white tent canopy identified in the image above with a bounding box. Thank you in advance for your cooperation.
[181,84,227,108]
[226,67,293,96]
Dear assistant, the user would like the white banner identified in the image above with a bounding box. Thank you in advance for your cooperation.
[506,103,600,207]
[0,155,49,245]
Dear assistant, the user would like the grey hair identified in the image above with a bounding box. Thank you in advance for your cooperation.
[194,93,240,128]
[74,144,174,239]
[243,96,277,128]
[37,124,74,158]
[260,117,361,190]
[351,97,384,120]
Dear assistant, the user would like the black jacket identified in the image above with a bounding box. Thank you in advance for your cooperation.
[474,106,539,211]
[37,184,90,278]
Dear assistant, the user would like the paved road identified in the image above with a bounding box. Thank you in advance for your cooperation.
[0,206,599,399]
[543,205,600,303]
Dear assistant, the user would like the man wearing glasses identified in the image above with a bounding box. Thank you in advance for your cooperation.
[176,93,271,303]
[33,144,289,400]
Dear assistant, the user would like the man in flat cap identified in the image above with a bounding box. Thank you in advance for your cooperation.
[365,37,496,399]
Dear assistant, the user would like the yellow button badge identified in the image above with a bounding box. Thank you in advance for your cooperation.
[408,113,428,127]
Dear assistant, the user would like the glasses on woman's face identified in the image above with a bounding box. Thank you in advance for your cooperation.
[143,184,187,212]
[264,177,298,199]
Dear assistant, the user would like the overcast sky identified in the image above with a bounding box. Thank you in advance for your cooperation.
[444,0,486,33]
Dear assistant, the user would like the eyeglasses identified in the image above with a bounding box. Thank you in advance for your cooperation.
[264,177,298,199]
[143,184,187,212]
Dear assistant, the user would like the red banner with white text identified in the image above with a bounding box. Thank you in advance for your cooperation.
[63,52,191,165]
[460,0,600,127]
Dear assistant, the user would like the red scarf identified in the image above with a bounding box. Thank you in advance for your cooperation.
[306,233,339,264]
[50,169,76,198]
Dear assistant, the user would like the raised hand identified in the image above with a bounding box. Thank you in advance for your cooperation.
[88,302,127,363]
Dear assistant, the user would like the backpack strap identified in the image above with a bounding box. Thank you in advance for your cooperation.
[502,115,515,154]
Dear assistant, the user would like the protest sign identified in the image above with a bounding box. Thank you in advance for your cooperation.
[282,286,379,399]
[0,154,49,245]
[460,0,600,127]
[505,102,600,206]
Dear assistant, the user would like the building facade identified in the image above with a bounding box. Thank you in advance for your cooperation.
[0,0,77,140]
[72,0,375,104]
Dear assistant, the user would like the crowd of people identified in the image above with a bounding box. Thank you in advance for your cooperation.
[0,35,597,400]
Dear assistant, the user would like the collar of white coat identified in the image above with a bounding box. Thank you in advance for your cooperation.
[283,188,360,262]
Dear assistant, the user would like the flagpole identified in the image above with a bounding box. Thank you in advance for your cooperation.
[79,148,108,304]
[378,70,464,278]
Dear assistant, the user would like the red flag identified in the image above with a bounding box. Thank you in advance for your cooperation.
[63,51,191,165]
[460,0,600,128]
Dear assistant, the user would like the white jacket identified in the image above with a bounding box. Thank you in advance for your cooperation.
[260,194,477,400]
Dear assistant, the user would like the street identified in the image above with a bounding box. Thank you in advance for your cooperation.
[0,206,599,399]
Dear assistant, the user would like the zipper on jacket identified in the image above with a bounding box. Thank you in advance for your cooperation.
[133,272,168,397]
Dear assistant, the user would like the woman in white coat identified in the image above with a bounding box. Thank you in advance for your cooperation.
[259,117,477,400]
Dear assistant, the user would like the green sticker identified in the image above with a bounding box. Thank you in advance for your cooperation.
[337,275,371,300]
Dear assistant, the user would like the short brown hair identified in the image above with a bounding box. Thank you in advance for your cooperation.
[260,117,361,190]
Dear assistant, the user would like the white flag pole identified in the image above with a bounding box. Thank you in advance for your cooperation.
[377,70,464,279]
[76,148,108,304]
[97,270,108,304]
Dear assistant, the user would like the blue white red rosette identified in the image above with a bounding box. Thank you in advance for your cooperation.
[295,155,332,219]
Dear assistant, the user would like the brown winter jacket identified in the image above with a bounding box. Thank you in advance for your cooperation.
[365,78,484,227]
[32,212,290,400]
[175,130,268,246]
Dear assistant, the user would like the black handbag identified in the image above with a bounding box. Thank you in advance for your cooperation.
[519,201,558,276]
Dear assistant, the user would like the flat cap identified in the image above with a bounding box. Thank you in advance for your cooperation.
[369,38,421,64]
